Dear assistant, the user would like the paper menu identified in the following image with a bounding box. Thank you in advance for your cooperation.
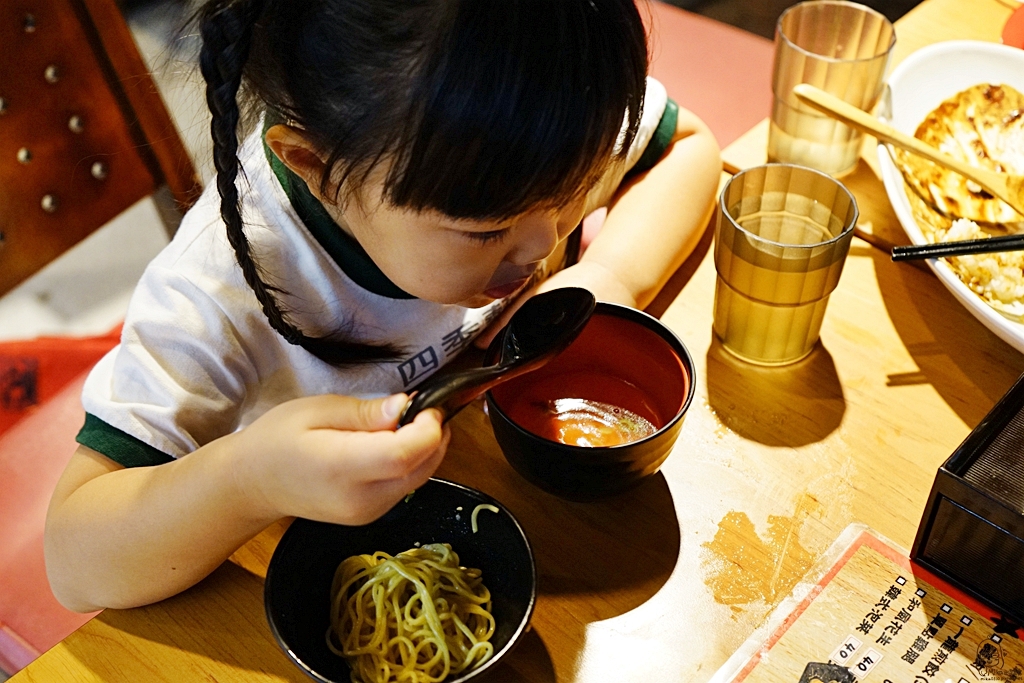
[712,525,1024,683]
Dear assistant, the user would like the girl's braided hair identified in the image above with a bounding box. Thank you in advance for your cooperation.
[197,0,648,366]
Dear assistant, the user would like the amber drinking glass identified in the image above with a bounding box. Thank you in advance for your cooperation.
[768,0,895,177]
[713,164,858,365]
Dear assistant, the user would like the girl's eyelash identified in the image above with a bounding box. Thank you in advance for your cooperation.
[464,229,510,245]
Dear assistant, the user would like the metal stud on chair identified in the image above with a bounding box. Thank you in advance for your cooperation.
[0,0,201,302]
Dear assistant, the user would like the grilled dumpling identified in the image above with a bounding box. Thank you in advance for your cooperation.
[892,83,1024,227]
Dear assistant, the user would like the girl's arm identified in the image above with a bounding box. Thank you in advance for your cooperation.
[45,394,447,611]
[547,105,722,308]
[475,105,721,348]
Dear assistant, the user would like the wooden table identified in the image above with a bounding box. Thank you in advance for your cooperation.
[13,0,1024,680]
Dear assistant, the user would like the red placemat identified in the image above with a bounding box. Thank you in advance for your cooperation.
[0,326,120,436]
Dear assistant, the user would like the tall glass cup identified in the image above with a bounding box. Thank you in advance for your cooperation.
[713,164,858,366]
[768,0,895,178]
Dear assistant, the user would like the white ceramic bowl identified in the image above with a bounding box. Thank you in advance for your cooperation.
[877,40,1024,353]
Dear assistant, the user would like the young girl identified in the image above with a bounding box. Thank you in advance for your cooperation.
[45,0,720,611]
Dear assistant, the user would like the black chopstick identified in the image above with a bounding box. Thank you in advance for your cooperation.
[891,233,1024,261]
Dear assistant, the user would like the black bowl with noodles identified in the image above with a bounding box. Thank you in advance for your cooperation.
[264,478,536,683]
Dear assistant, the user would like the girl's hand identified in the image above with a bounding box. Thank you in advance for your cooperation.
[230,393,448,526]
[474,262,636,349]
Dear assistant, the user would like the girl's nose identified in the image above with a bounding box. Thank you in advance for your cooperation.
[506,204,585,266]
[506,212,559,266]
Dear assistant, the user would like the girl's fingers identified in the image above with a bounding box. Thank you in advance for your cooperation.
[313,409,446,482]
[373,410,448,481]
[296,393,410,432]
[384,426,448,494]
[352,435,449,524]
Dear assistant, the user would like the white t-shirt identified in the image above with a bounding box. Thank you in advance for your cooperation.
[78,79,672,466]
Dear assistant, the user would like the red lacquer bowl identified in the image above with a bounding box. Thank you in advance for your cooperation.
[486,302,695,501]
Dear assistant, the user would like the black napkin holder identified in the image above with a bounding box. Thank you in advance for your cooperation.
[912,373,1024,625]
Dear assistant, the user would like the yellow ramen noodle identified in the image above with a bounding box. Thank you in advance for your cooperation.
[327,543,495,683]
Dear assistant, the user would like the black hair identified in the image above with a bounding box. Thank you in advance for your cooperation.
[197,0,648,366]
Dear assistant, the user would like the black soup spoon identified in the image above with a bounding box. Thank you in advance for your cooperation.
[397,287,597,427]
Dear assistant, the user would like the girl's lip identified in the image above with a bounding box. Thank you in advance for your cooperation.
[483,277,529,300]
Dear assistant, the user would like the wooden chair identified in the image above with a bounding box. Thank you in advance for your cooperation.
[0,0,202,297]
[0,0,200,673]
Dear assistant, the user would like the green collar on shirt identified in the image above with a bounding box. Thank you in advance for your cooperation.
[261,114,414,300]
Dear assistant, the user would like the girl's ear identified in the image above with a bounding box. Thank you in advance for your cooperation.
[265,124,329,195]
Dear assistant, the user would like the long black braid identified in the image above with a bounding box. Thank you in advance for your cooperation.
[198,0,403,366]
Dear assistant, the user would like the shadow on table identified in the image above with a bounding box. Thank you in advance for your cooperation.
[474,628,556,683]
[870,245,1024,426]
[704,336,846,447]
[646,211,715,320]
[528,474,679,601]
[438,409,681,682]
[845,165,1024,427]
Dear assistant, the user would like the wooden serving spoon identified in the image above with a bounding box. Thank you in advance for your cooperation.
[792,83,1024,220]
